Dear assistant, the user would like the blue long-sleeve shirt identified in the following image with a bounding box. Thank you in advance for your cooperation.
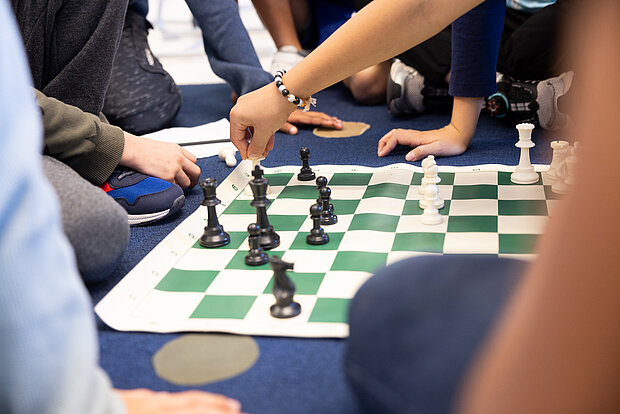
[449,0,505,97]
[0,1,123,412]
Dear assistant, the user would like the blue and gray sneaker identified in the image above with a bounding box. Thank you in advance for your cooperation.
[101,169,185,226]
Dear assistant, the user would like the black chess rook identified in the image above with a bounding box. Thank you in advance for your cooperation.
[199,178,230,248]
[249,165,280,250]
[245,223,269,266]
[269,256,301,318]
[297,147,316,181]
[307,203,329,245]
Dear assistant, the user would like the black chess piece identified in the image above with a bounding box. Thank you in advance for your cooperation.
[269,256,301,318]
[199,178,230,248]
[297,147,316,181]
[315,176,327,204]
[249,165,280,250]
[245,223,268,266]
[306,204,329,245]
[319,186,338,225]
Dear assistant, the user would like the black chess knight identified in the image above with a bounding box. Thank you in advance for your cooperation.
[269,256,301,318]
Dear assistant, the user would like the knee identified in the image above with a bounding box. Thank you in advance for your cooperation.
[348,72,387,105]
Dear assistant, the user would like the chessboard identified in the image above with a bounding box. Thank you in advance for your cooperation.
[95,162,559,338]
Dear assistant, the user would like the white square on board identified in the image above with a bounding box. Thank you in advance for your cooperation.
[449,199,498,216]
[396,215,448,233]
[354,197,405,216]
[132,291,205,320]
[453,171,498,185]
[368,168,414,185]
[280,250,339,273]
[205,269,272,296]
[316,271,373,298]
[175,248,237,271]
[497,185,546,200]
[498,216,548,234]
[339,230,396,253]
[443,233,499,254]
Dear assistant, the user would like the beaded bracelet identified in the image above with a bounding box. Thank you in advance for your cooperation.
[274,69,316,112]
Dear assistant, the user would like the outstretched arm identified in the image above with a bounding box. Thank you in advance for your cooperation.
[231,0,485,159]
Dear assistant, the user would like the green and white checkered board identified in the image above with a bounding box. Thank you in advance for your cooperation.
[95,162,559,338]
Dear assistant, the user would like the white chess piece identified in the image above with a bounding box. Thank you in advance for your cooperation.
[418,155,437,195]
[551,160,570,194]
[420,185,443,225]
[218,146,237,167]
[511,123,539,184]
[244,157,271,196]
[564,150,577,186]
[547,140,570,181]
[419,164,444,209]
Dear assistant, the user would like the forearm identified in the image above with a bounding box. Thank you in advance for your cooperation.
[458,3,620,411]
[449,96,483,145]
[282,0,484,98]
[37,90,124,185]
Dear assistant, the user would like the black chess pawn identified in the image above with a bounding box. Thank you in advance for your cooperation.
[199,178,230,248]
[315,176,327,204]
[269,256,301,318]
[297,147,316,181]
[307,203,329,245]
[245,223,269,266]
[249,165,280,250]
[319,186,338,225]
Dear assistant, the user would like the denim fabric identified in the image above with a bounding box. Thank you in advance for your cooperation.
[0,2,123,412]
[346,255,526,414]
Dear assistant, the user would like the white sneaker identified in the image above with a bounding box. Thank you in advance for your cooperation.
[537,71,574,131]
[386,59,425,116]
[269,45,308,75]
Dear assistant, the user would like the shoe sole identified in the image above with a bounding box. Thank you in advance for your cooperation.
[128,194,185,226]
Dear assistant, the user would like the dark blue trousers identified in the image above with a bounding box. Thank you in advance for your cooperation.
[346,255,526,414]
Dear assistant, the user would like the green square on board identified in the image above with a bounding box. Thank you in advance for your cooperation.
[349,213,399,232]
[362,183,408,199]
[331,251,388,272]
[268,214,308,231]
[264,173,294,186]
[308,298,350,323]
[192,231,247,250]
[155,269,219,292]
[263,272,326,295]
[392,233,445,253]
[190,295,256,319]
[451,185,498,200]
[499,234,539,254]
[225,250,271,270]
[289,232,344,250]
[223,199,258,214]
[402,199,451,216]
[411,172,454,185]
[447,216,498,232]
[331,199,360,215]
[497,171,541,185]
[329,173,373,186]
[498,200,548,216]
[278,185,318,199]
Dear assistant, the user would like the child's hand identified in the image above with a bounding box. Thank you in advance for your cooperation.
[279,109,343,135]
[377,124,471,162]
[378,96,482,162]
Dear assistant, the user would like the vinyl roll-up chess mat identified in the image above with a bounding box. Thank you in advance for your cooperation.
[95,161,557,338]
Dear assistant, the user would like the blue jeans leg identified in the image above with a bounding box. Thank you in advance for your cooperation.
[345,255,526,414]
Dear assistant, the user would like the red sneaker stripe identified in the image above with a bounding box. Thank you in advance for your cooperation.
[100,182,113,193]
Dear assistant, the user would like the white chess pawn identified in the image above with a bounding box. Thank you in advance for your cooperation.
[420,185,443,225]
[511,123,539,184]
[419,165,444,209]
[418,155,437,195]
[547,140,570,181]
[218,146,237,167]
[551,160,570,194]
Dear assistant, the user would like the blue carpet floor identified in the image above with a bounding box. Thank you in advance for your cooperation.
[91,83,557,414]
